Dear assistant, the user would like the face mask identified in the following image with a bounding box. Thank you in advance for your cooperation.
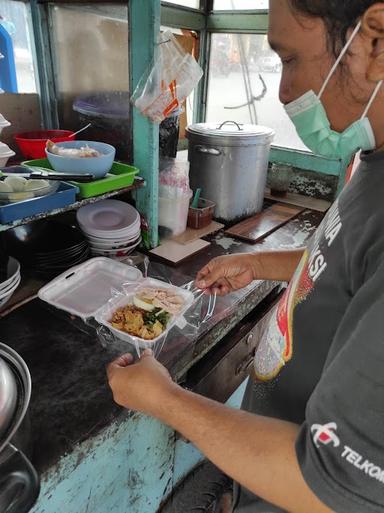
[284,21,383,162]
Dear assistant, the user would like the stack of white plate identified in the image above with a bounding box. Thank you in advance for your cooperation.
[76,199,141,257]
[0,256,21,309]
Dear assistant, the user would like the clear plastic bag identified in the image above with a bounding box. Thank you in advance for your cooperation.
[95,257,217,358]
[131,31,203,123]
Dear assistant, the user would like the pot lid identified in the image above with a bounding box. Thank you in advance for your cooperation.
[0,142,15,158]
[186,121,275,138]
[0,113,10,128]
[0,343,31,451]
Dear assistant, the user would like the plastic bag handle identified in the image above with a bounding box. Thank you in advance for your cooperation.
[0,444,40,513]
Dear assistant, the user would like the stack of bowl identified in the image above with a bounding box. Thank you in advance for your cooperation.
[76,199,141,258]
[0,256,21,309]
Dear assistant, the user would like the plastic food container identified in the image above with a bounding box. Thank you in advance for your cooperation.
[187,198,216,229]
[22,158,139,199]
[14,130,75,159]
[0,142,15,167]
[45,140,115,179]
[38,258,194,349]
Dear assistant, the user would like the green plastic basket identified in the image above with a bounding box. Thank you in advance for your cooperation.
[22,158,139,199]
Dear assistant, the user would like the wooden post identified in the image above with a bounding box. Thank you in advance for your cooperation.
[129,0,160,249]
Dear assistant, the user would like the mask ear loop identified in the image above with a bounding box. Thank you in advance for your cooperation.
[318,21,362,99]
[361,79,383,119]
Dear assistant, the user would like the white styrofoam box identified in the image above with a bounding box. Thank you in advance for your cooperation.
[94,277,194,348]
[38,257,142,320]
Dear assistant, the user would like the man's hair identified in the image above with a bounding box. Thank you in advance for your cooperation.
[289,1,378,53]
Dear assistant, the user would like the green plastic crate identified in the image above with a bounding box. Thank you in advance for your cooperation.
[22,158,139,199]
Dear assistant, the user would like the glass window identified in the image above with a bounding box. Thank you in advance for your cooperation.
[0,0,37,93]
[163,0,200,9]
[50,4,131,160]
[213,0,268,9]
[206,33,308,151]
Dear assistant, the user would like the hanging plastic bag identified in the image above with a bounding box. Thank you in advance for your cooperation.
[131,30,203,123]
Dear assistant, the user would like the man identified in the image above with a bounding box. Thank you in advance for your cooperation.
[108,2,384,511]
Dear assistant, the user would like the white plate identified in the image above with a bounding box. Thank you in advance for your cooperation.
[0,276,21,300]
[77,200,140,234]
[79,222,141,240]
[91,240,141,257]
[0,257,20,289]
[38,257,142,320]
[0,272,21,295]
[94,278,194,348]
[87,234,141,249]
[85,231,141,245]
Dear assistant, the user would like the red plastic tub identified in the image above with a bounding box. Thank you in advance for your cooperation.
[14,130,75,159]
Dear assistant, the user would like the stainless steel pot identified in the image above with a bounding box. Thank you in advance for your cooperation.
[186,121,275,221]
[0,343,39,513]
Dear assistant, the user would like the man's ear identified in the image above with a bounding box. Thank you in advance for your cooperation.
[362,3,384,81]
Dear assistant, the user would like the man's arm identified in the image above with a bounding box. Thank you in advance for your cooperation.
[251,248,305,282]
[108,353,333,513]
[195,249,305,295]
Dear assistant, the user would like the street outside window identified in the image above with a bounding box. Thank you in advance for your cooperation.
[0,0,37,93]
[206,33,308,151]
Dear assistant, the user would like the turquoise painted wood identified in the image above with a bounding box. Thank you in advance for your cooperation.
[130,0,161,249]
[30,381,247,513]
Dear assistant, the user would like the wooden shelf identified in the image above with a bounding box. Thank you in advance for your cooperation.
[0,177,145,233]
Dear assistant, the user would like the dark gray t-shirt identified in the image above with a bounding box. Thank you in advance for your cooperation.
[242,151,384,512]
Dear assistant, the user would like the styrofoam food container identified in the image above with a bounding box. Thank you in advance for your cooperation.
[0,272,21,295]
[0,257,20,289]
[38,257,142,320]
[0,275,21,301]
[94,278,194,348]
[0,142,15,167]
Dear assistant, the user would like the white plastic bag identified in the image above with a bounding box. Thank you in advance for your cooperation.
[131,31,203,123]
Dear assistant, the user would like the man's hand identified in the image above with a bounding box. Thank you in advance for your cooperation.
[196,249,305,295]
[107,349,177,417]
[196,254,256,295]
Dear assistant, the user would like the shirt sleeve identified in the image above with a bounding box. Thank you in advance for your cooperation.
[295,284,384,513]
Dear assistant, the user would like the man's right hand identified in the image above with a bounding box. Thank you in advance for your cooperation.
[195,254,257,295]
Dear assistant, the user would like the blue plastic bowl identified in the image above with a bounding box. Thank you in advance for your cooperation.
[45,140,116,179]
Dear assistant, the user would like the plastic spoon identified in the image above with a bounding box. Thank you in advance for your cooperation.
[68,123,92,138]
[191,188,201,208]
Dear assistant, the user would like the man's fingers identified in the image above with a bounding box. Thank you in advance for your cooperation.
[141,348,153,359]
[107,353,134,379]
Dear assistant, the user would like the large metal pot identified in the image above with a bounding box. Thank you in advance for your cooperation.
[0,343,39,513]
[186,121,275,221]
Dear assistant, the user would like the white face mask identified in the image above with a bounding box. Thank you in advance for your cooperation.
[284,21,383,163]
